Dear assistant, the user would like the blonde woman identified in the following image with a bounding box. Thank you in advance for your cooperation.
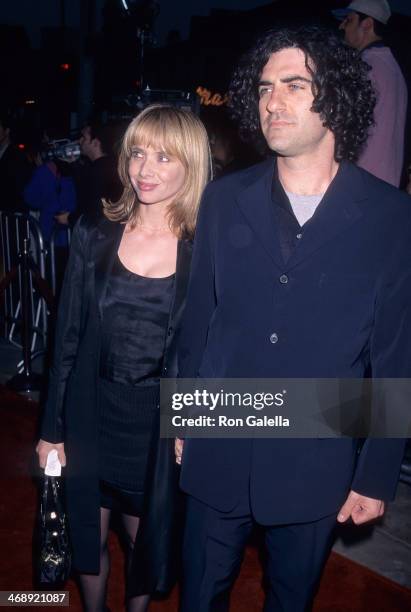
[36,104,211,611]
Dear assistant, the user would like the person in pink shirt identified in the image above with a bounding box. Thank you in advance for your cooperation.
[336,0,408,187]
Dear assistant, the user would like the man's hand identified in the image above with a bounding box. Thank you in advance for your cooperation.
[337,489,385,525]
[175,438,184,465]
[36,440,66,469]
[55,212,70,225]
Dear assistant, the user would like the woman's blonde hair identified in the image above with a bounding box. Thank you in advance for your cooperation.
[103,104,211,239]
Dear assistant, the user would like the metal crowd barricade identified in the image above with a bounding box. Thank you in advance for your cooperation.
[0,212,50,369]
[49,224,72,296]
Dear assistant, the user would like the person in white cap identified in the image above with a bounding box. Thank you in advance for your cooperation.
[337,0,408,187]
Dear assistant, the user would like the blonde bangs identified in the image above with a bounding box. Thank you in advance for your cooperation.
[124,108,188,167]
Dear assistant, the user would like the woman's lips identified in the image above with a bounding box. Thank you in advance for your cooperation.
[137,181,159,191]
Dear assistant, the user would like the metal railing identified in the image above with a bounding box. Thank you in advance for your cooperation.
[0,212,70,371]
[49,224,72,296]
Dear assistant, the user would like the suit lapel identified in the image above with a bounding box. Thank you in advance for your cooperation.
[236,159,367,272]
[236,158,285,270]
[285,161,366,271]
[93,218,124,319]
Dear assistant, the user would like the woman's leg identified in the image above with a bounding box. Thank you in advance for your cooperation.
[121,513,150,612]
[79,507,111,612]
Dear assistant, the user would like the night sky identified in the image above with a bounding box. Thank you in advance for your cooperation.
[0,0,272,47]
[2,1,411,48]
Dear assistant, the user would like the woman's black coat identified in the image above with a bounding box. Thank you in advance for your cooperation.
[41,214,192,591]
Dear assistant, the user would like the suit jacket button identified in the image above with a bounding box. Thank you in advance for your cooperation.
[279,274,289,284]
[270,333,278,344]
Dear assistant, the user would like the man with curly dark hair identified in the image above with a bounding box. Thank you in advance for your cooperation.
[229,25,375,162]
[177,25,411,612]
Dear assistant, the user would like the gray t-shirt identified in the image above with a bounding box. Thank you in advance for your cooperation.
[285,190,324,227]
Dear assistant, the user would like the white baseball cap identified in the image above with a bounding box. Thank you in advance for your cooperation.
[333,0,391,24]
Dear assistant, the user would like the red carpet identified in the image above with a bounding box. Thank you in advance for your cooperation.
[1,385,411,611]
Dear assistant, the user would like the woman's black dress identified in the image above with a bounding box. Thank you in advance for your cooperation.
[98,255,175,515]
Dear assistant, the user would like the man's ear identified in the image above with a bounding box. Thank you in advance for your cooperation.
[361,16,375,35]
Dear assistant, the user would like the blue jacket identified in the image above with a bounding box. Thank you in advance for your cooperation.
[24,162,76,244]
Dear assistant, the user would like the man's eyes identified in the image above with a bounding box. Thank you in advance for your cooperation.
[288,83,304,91]
[258,83,305,97]
[258,86,272,97]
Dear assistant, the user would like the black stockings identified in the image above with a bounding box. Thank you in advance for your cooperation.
[79,508,150,612]
[79,508,111,612]
[122,512,150,612]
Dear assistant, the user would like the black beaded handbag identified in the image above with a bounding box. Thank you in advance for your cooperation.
[38,476,71,583]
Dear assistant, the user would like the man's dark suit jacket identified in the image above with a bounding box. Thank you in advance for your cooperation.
[0,144,31,212]
[69,155,123,226]
[179,158,411,525]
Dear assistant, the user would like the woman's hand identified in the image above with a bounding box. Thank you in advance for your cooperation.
[36,440,66,469]
[175,438,184,465]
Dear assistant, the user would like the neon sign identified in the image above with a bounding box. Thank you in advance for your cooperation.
[196,86,229,106]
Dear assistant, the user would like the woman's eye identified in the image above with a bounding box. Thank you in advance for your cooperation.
[131,150,143,158]
[159,154,170,162]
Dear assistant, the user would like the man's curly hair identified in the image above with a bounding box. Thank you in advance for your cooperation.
[229,25,376,162]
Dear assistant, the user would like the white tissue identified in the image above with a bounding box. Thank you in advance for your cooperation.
[45,449,62,476]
